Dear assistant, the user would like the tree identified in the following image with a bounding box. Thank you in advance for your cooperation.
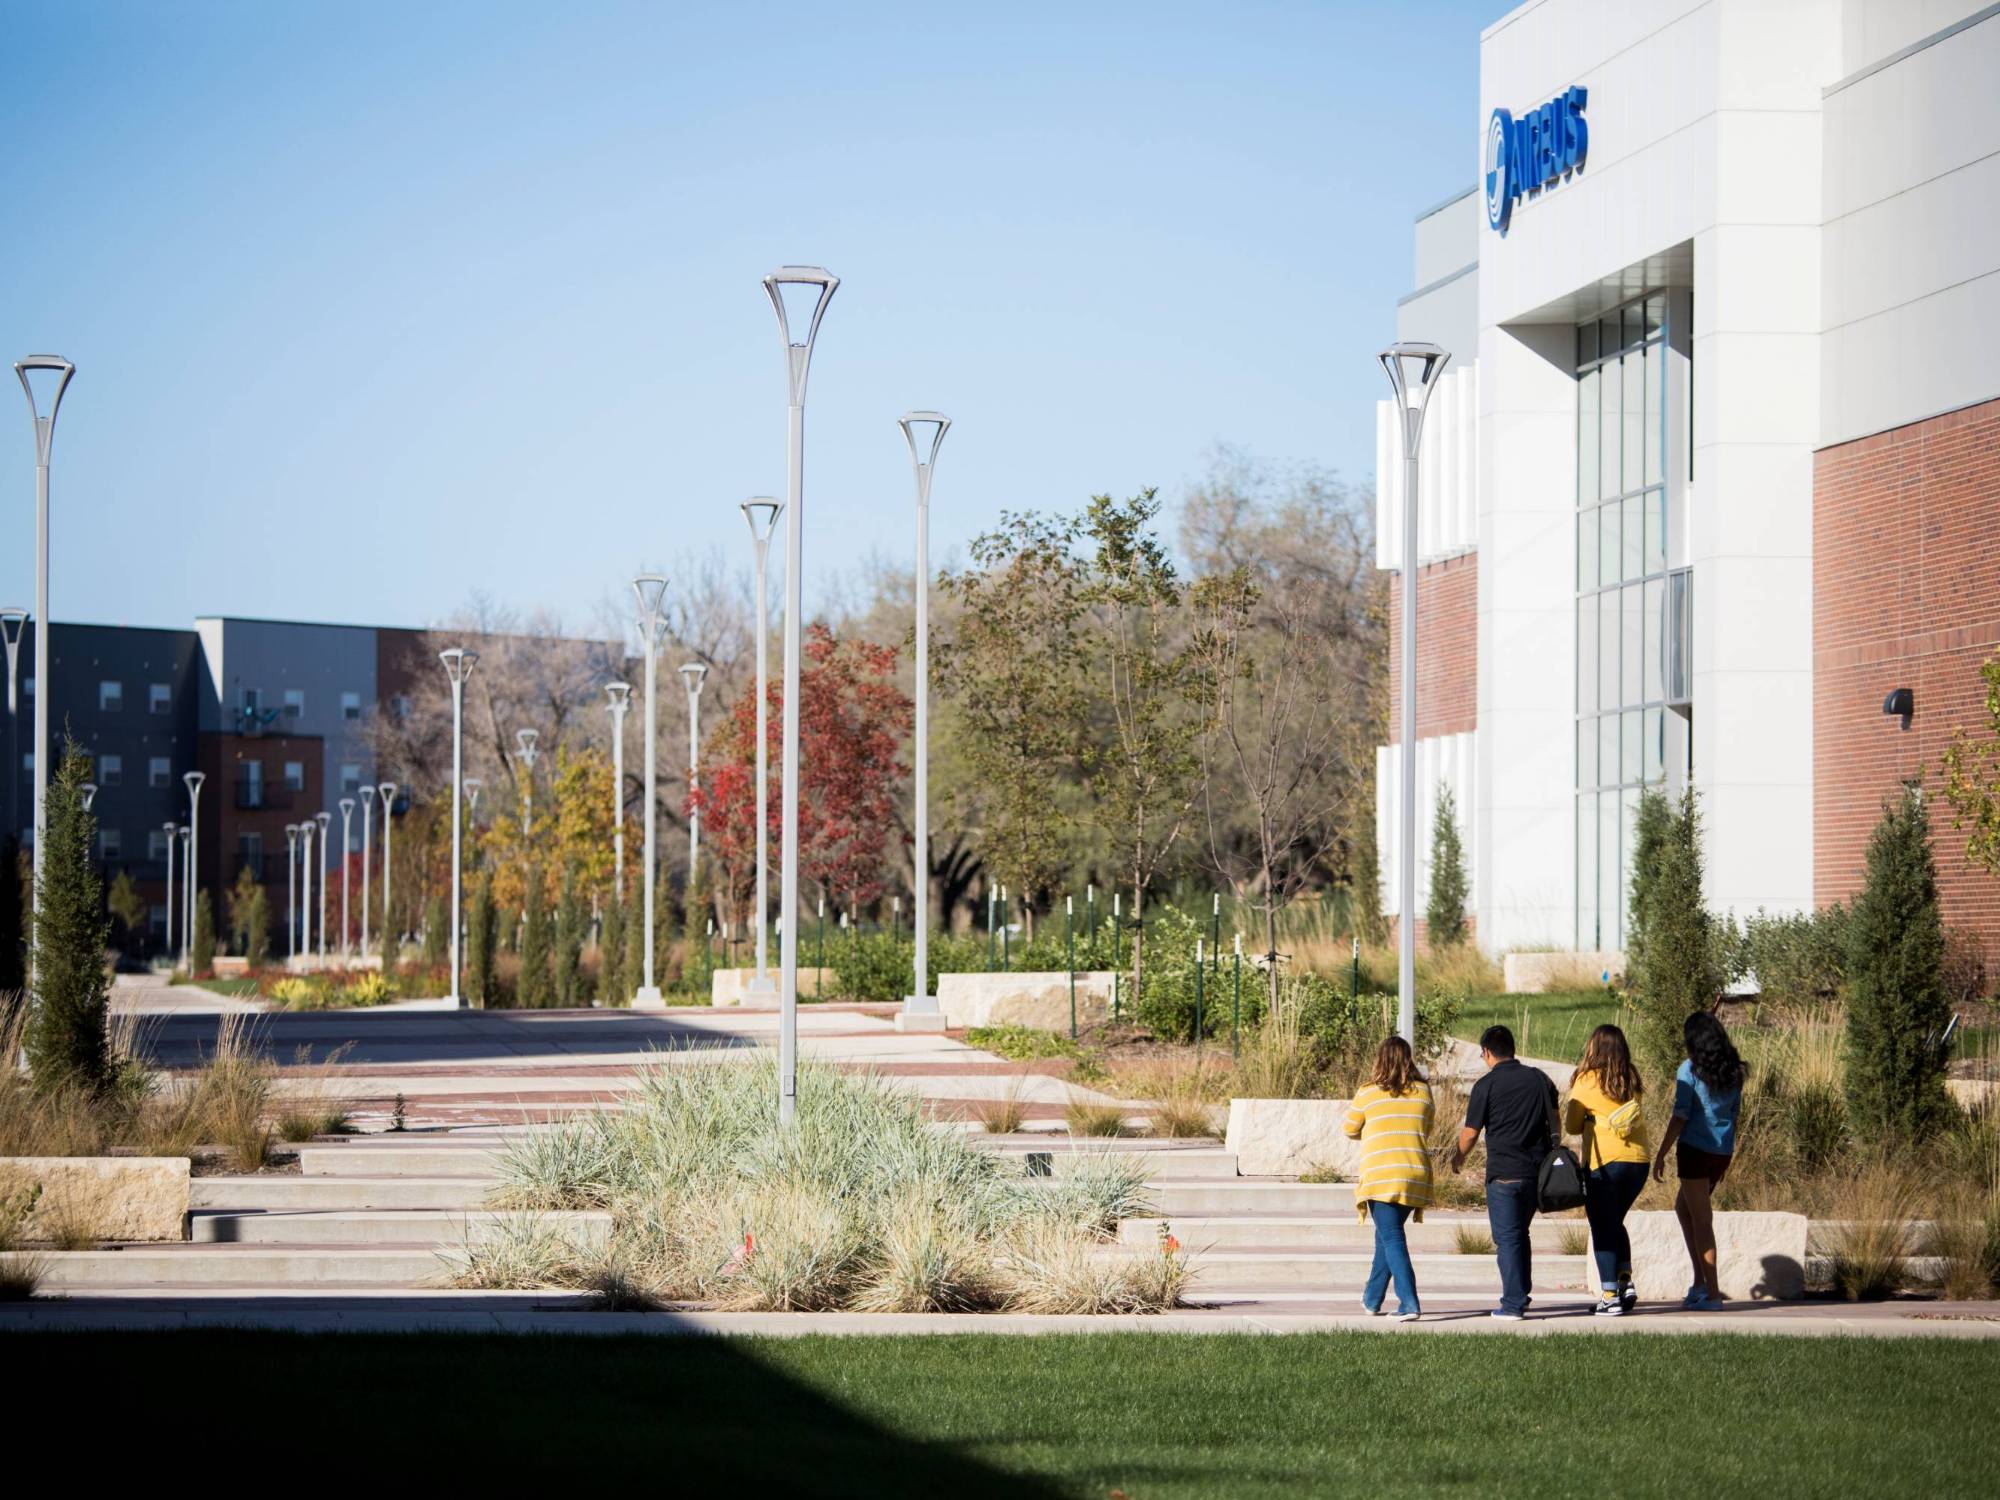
[1079,491,1214,1009]
[244,884,271,971]
[468,871,497,1007]
[28,747,112,1091]
[0,836,25,995]
[108,869,147,958]
[1351,812,1388,947]
[226,864,260,956]
[422,894,448,968]
[937,509,1089,917]
[517,864,552,1008]
[1845,785,1951,1142]
[554,865,585,1007]
[1426,785,1469,949]
[191,890,216,977]
[1625,787,1719,1077]
[1943,650,2000,876]
[599,893,626,1007]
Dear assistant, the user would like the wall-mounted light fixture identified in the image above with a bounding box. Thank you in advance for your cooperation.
[1883,687,1914,731]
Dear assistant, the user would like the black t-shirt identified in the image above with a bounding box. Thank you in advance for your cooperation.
[1465,1059,1559,1182]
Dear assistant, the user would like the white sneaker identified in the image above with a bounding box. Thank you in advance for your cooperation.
[1359,1297,1385,1316]
[1489,1308,1524,1322]
[1395,1310,1422,1323]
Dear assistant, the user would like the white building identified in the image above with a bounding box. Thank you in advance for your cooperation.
[1378,0,2000,962]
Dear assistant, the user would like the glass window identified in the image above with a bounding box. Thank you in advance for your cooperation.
[340,763,361,793]
[149,756,171,788]
[1578,368,1599,505]
[1578,507,1598,592]
[1576,718,1594,788]
[1600,592,1619,709]
[341,691,361,721]
[1578,321,1598,366]
[1622,494,1642,582]
[1622,347,1644,493]
[149,829,171,861]
[1644,577,1665,703]
[1576,796,1596,948]
[1622,585,1642,707]
[1600,355,1620,499]
[1644,706,1665,782]
[149,683,171,714]
[1599,792,1620,948]
[1622,710,1641,783]
[1598,715,1617,791]
[99,680,122,712]
[284,761,305,791]
[98,828,121,860]
[283,688,305,719]
[99,754,122,786]
[1577,608,1598,716]
[1644,339,1665,486]
[240,687,262,714]
[1646,489,1666,574]
[1599,500,1619,584]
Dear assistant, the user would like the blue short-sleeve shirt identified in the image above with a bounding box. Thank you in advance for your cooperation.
[1673,1059,1741,1156]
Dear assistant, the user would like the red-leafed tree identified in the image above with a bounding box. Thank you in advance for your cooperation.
[691,623,912,925]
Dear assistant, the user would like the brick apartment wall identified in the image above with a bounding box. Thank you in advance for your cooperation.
[1814,396,2000,965]
[1386,552,1478,743]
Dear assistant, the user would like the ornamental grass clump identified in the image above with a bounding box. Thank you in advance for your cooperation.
[468,1055,1182,1313]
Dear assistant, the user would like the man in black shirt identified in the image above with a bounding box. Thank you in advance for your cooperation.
[1450,1024,1559,1320]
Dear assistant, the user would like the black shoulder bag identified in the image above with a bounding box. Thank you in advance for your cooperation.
[1536,1090,1588,1212]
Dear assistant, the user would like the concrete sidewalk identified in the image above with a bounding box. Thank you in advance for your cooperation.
[5,1290,1996,1339]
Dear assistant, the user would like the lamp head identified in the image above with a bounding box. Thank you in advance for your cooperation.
[315,810,330,829]
[605,681,631,710]
[79,782,96,812]
[438,646,479,684]
[359,784,375,806]
[286,824,299,845]
[163,821,176,835]
[183,770,205,794]
[0,607,26,650]
[762,266,839,403]
[340,797,355,818]
[378,782,397,808]
[15,355,76,463]
[680,663,708,697]
[515,728,539,763]
[1376,342,1452,459]
[741,497,783,545]
[899,411,950,474]
[632,574,669,634]
[464,777,482,811]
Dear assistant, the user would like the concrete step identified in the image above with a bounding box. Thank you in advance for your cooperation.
[22,1245,453,1288]
[980,1143,1242,1179]
[298,1144,504,1178]
[190,1175,498,1212]
[1119,1214,1589,1253]
[1149,1181,1354,1215]
[190,1208,610,1247]
[1108,1246,1592,1292]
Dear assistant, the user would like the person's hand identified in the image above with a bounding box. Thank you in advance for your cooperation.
[1651,1153,1668,1184]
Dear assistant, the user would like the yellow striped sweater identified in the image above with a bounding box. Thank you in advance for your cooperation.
[1341,1081,1436,1219]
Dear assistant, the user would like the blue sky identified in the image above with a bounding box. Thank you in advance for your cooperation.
[0,0,1489,633]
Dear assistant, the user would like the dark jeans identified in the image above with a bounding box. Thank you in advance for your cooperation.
[1486,1178,1536,1314]
[1362,1202,1419,1315]
[1584,1161,1648,1291]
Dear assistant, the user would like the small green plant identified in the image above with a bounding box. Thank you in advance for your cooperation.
[966,1025,1083,1062]
[1149,1093,1215,1139]
[1297,1163,1346,1184]
[975,1076,1030,1135]
[391,1093,408,1133]
[1453,1225,1495,1256]
[1064,1100,1128,1138]
[1556,1222,1590,1257]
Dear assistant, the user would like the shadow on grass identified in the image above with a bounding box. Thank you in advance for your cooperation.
[10,1319,1063,1494]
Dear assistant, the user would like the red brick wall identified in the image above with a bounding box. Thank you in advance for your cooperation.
[1814,396,2000,962]
[1387,552,1478,742]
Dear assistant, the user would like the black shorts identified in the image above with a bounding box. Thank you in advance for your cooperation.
[1676,1144,1732,1186]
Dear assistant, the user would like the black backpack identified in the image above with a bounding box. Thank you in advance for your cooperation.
[1536,1098,1588,1212]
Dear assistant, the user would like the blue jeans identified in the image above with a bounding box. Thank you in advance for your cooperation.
[1486,1178,1536,1314]
[1584,1161,1647,1291]
[1362,1202,1419,1314]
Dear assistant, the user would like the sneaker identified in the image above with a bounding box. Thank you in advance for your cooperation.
[1682,1287,1716,1310]
[1593,1294,1626,1317]
[1395,1310,1422,1323]
[1489,1308,1525,1322]
[1359,1297,1385,1317]
[1618,1284,1638,1311]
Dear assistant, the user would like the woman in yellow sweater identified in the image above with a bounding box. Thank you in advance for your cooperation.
[1342,1035,1435,1321]
[1564,1024,1651,1316]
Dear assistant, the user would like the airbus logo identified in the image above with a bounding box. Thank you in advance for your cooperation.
[1486,85,1588,233]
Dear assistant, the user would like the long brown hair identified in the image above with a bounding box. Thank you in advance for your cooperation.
[1370,1035,1421,1097]
[1573,1024,1643,1104]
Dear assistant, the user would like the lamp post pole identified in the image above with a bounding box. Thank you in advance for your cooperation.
[183,771,205,967]
[605,683,630,902]
[894,413,950,1033]
[314,810,330,962]
[514,729,539,832]
[285,826,298,960]
[440,649,479,1007]
[358,785,374,959]
[297,817,313,966]
[740,501,781,999]
[763,265,838,1127]
[338,798,354,962]
[179,827,192,963]
[632,576,669,1008]
[1376,341,1450,1043]
[0,607,25,847]
[162,822,177,963]
[377,782,397,961]
[680,663,707,889]
[16,356,74,983]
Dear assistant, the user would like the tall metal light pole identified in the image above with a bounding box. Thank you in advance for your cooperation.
[179,826,192,964]
[162,821,178,962]
[314,809,330,962]
[764,264,838,1126]
[338,797,355,962]
[358,784,375,958]
[285,824,300,960]
[740,499,781,999]
[1377,341,1451,1044]
[16,355,74,979]
[631,576,669,1008]
[680,663,707,885]
[0,607,25,847]
[515,728,538,830]
[465,778,482,822]
[377,781,397,960]
[183,771,205,966]
[298,816,314,967]
[440,648,478,1007]
[605,683,630,902]
[895,413,949,1032]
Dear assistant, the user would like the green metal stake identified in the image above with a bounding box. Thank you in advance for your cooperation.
[1001,884,1009,972]
[1232,936,1242,1060]
[1194,938,1205,1052]
[1066,893,1076,1040]
[1087,883,1097,949]
[1210,893,1221,978]
[1350,933,1359,1002]
[816,896,826,984]
[987,886,996,970]
[1112,891,1123,1021]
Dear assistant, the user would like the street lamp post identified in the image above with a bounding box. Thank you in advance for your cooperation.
[440,648,479,1007]
[338,797,355,962]
[80,782,95,812]
[605,683,630,902]
[0,607,25,847]
[162,821,177,963]
[764,265,838,1127]
[16,355,74,981]
[631,575,668,1008]
[465,778,482,821]
[314,810,330,962]
[1377,341,1451,1044]
[740,499,781,1000]
[183,771,205,967]
[680,663,707,886]
[377,782,397,960]
[895,412,950,1033]
[285,824,299,960]
[514,728,538,830]
[179,827,192,964]
[298,817,313,967]
[358,784,375,958]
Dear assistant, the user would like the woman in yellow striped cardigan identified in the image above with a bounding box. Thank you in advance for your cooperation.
[1342,1035,1436,1321]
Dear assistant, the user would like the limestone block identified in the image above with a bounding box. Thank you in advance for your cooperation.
[1502,950,1624,994]
[1947,1078,1995,1113]
[710,967,833,1006]
[1616,1209,1806,1301]
[1224,1098,1357,1179]
[0,1156,190,1244]
[936,972,1114,1032]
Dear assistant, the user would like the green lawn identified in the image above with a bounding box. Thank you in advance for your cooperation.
[18,1330,1997,1495]
[1451,986,1621,1060]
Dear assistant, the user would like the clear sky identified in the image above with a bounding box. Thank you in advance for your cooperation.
[1,0,1490,634]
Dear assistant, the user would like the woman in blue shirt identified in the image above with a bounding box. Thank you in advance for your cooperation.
[1651,1011,1746,1310]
